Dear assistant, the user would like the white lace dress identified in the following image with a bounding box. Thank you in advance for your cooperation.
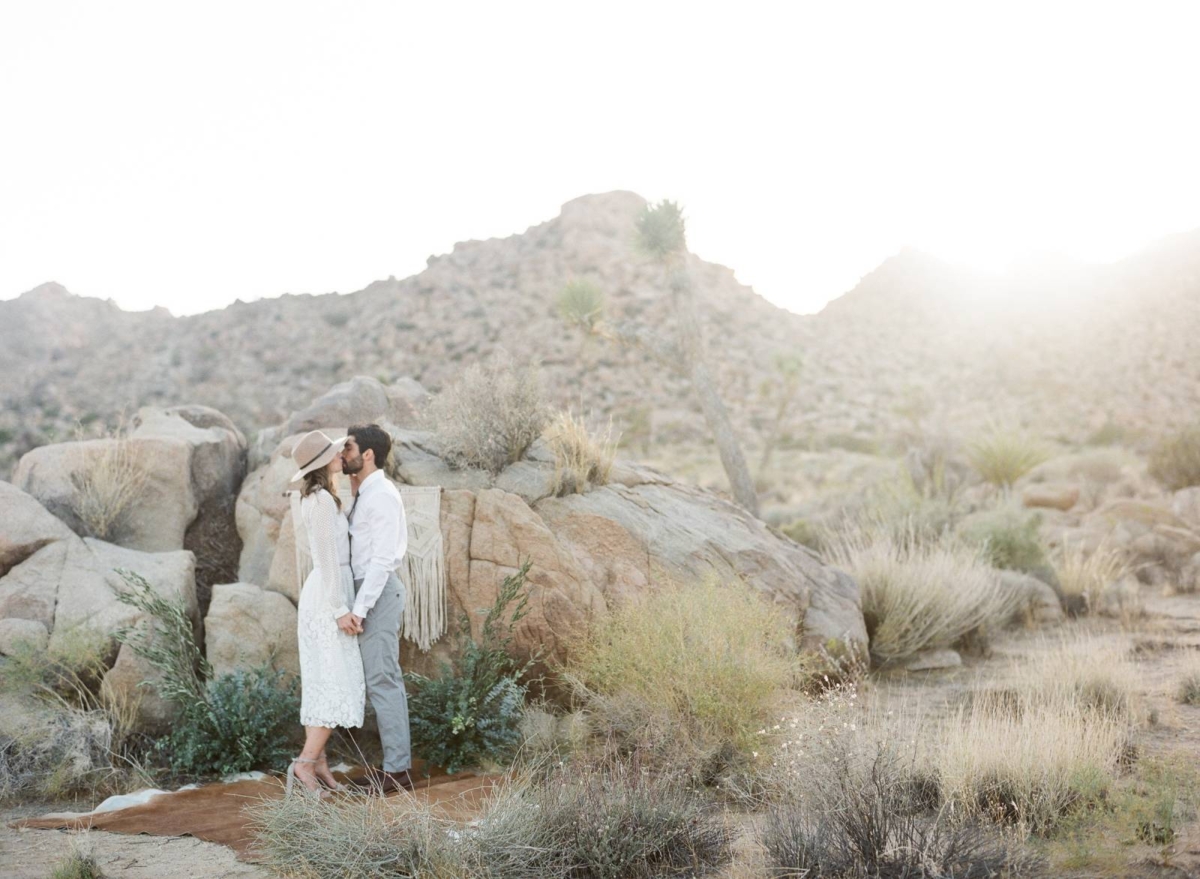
[297,489,365,728]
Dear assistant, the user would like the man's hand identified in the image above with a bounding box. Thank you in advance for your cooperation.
[337,612,362,635]
[350,613,365,633]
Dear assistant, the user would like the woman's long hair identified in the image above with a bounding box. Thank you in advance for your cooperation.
[301,462,342,509]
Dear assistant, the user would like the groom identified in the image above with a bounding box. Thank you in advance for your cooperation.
[338,424,415,793]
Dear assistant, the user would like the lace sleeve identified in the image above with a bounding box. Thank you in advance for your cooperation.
[308,490,351,620]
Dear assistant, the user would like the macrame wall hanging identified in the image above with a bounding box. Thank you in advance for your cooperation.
[397,485,447,652]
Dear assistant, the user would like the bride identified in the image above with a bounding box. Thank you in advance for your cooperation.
[286,429,365,796]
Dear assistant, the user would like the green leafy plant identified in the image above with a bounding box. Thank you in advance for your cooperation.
[406,562,537,774]
[112,569,299,778]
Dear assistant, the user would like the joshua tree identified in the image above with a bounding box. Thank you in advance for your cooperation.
[560,201,760,516]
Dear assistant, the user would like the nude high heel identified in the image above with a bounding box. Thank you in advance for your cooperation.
[286,757,330,799]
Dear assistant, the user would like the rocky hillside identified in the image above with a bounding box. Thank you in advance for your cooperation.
[3,191,1199,477]
[0,192,806,473]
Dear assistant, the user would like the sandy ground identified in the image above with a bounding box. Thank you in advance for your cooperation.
[0,807,269,878]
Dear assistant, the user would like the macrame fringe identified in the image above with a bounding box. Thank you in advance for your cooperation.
[398,485,447,652]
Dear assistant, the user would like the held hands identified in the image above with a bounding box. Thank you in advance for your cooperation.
[337,612,364,635]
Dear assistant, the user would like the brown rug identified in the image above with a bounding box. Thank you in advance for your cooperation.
[16,767,501,861]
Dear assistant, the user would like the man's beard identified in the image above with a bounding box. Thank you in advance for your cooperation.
[343,454,364,474]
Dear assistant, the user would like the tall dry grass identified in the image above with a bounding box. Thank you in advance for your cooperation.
[934,696,1126,835]
[1053,539,1131,613]
[544,409,619,496]
[561,578,806,779]
[70,429,148,541]
[824,525,1021,664]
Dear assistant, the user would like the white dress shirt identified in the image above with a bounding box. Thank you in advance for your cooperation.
[348,469,408,619]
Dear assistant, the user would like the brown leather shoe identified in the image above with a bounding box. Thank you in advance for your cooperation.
[345,767,415,794]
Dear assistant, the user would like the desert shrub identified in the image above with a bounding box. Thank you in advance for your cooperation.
[70,432,148,541]
[1053,540,1131,613]
[562,577,805,782]
[558,278,605,330]
[544,409,619,496]
[1148,426,1200,490]
[423,351,550,474]
[961,507,1050,576]
[407,563,536,774]
[473,764,733,878]
[762,744,1043,878]
[112,570,299,778]
[49,847,106,879]
[966,427,1049,489]
[251,789,462,878]
[824,526,1020,664]
[935,695,1126,835]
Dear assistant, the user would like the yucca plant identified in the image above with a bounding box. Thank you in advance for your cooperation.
[966,427,1049,489]
[557,278,605,331]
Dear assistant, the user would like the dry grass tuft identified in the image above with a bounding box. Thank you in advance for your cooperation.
[1053,539,1131,613]
[561,577,807,782]
[935,695,1126,836]
[544,409,619,496]
[423,351,550,474]
[70,427,148,541]
[250,790,461,878]
[1013,636,1141,725]
[49,843,106,879]
[824,525,1021,664]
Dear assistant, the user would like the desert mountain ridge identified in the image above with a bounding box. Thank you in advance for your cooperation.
[2,191,1199,478]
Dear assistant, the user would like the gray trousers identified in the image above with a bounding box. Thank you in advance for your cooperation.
[354,574,412,773]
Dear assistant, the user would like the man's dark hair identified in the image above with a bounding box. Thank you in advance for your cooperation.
[349,423,392,470]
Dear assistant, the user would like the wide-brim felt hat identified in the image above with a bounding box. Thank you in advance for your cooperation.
[288,429,346,483]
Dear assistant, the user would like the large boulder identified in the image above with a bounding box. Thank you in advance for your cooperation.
[204,582,299,678]
[0,481,74,579]
[283,375,423,438]
[12,406,246,611]
[132,405,247,601]
[14,436,198,551]
[236,437,302,586]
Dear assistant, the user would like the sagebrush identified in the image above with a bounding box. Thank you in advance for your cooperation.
[423,351,549,474]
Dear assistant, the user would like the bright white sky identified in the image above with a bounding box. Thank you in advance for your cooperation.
[2,2,1199,316]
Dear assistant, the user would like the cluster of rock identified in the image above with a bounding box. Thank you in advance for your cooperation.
[0,376,867,732]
